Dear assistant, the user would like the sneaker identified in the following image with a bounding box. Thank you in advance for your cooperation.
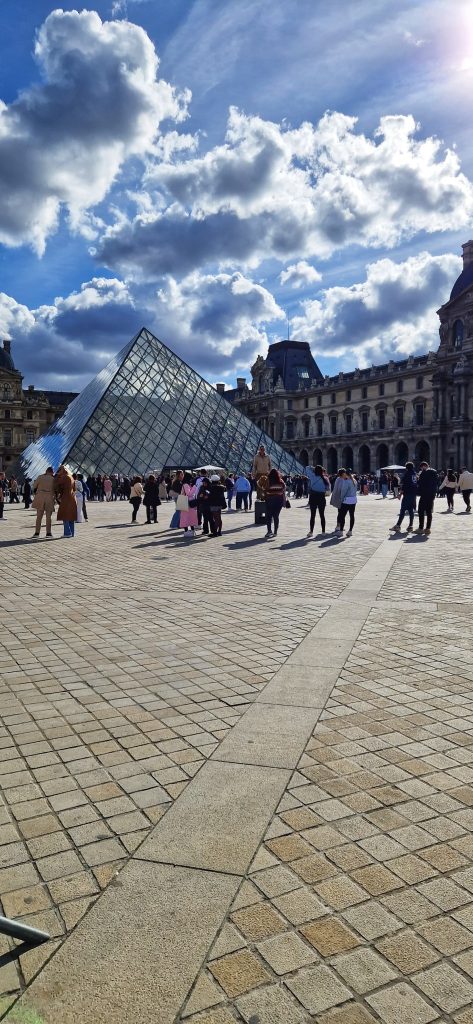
[306,531,313,538]
[32,533,40,539]
[46,533,53,539]
[265,530,273,538]
[414,526,424,534]
[391,524,401,532]
[335,528,342,537]
[346,529,352,537]
[406,526,413,533]
[424,528,431,535]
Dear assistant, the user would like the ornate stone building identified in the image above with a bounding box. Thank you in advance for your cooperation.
[0,340,77,474]
[225,241,473,474]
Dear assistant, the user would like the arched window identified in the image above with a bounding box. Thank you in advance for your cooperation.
[453,319,464,349]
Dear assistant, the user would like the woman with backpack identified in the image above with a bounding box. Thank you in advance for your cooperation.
[305,464,330,537]
[440,469,457,511]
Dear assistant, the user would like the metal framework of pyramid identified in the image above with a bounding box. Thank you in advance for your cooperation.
[20,328,303,479]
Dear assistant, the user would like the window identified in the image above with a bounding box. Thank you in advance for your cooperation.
[317,395,322,407]
[416,375,423,390]
[379,383,385,397]
[331,392,336,404]
[397,379,404,393]
[304,397,309,409]
[296,366,310,381]
[379,410,385,429]
[317,418,323,437]
[26,410,33,420]
[4,409,10,420]
[330,416,337,435]
[3,430,12,446]
[362,411,368,431]
[453,319,464,349]
[346,413,352,433]
[396,406,404,428]
[304,419,310,438]
[346,389,351,401]
[450,393,455,418]
[362,385,367,399]
[26,429,35,444]
[287,399,293,410]
[415,403,424,426]
[286,421,295,439]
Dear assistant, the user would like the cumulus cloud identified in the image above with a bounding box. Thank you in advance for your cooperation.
[0,270,283,387]
[280,261,322,289]
[98,108,473,278]
[0,9,190,253]
[291,251,461,365]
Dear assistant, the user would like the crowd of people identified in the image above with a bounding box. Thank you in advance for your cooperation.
[1,443,472,541]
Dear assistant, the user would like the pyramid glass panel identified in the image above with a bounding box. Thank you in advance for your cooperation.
[20,328,303,479]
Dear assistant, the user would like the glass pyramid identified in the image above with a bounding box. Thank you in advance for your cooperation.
[20,328,303,479]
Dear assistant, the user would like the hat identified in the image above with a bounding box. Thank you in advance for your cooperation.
[210,474,220,481]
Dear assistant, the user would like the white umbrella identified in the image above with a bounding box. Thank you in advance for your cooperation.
[193,464,226,474]
[380,465,406,472]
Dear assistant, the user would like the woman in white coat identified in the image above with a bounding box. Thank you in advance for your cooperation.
[74,474,84,524]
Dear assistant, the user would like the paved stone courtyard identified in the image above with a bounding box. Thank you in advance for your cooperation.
[0,493,472,1023]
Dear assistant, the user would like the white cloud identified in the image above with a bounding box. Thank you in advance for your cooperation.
[280,261,322,289]
[0,9,190,253]
[291,251,461,365]
[99,108,473,278]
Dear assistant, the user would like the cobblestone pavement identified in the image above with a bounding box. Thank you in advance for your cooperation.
[0,493,472,1022]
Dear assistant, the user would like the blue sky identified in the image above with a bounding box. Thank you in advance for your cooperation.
[0,0,472,389]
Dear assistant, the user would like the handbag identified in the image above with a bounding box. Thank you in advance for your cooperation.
[285,499,291,509]
[188,497,198,508]
[176,494,189,511]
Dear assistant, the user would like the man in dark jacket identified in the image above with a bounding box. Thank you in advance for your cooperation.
[415,461,438,535]
[391,462,417,533]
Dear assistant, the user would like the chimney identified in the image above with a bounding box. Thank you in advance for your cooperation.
[236,377,246,388]
[28,385,34,392]
[215,383,225,395]
[3,339,11,354]
[462,241,473,269]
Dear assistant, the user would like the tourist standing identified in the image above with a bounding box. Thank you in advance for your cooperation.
[391,462,417,533]
[264,468,286,538]
[235,473,251,511]
[31,467,55,538]
[143,474,161,524]
[77,474,88,521]
[0,472,7,519]
[73,474,84,524]
[416,461,438,535]
[208,474,226,536]
[252,445,271,482]
[225,474,235,510]
[379,470,389,499]
[129,476,143,523]
[440,469,457,511]
[158,476,168,502]
[197,476,212,535]
[55,465,77,538]
[306,464,330,536]
[179,473,198,538]
[458,467,473,512]
[23,478,32,510]
[9,477,20,503]
[335,470,357,537]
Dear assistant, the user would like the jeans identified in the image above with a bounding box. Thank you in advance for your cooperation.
[130,496,141,521]
[338,503,355,531]
[309,492,326,532]
[145,504,158,523]
[418,497,434,530]
[462,489,472,509]
[397,495,416,528]
[266,498,283,534]
[236,492,249,510]
[381,484,388,498]
[63,520,75,537]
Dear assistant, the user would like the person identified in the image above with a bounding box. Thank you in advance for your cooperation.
[235,473,251,511]
[77,474,88,521]
[208,474,227,536]
[391,462,417,532]
[179,472,198,538]
[143,474,161,524]
[440,469,457,511]
[0,472,8,519]
[158,476,168,502]
[73,474,84,524]
[252,445,271,482]
[129,476,143,523]
[225,474,235,510]
[458,467,473,512]
[31,466,56,538]
[197,476,212,535]
[306,464,330,536]
[9,477,20,503]
[23,478,32,510]
[379,470,389,499]
[335,470,357,537]
[248,474,256,509]
[416,460,438,535]
[111,475,119,501]
[55,465,77,538]
[264,468,286,538]
[391,473,400,499]
[103,475,112,501]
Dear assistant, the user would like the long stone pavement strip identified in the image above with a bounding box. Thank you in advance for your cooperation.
[0,494,472,1023]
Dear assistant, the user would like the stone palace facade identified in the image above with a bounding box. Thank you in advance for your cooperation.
[225,241,473,474]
